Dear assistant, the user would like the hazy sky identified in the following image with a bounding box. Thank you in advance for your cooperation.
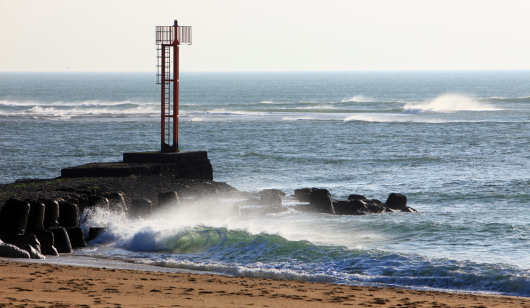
[1,0,530,72]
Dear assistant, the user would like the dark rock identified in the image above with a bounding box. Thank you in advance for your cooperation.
[41,199,60,229]
[87,195,110,210]
[58,200,79,228]
[20,243,45,259]
[0,239,30,258]
[129,198,152,217]
[106,192,127,212]
[88,227,108,242]
[0,198,30,235]
[157,191,180,208]
[385,193,408,211]
[35,230,58,256]
[49,227,72,253]
[259,189,284,206]
[401,207,418,213]
[348,194,367,201]
[332,199,367,215]
[365,199,385,213]
[294,188,313,202]
[66,227,87,248]
[74,195,88,214]
[26,200,45,233]
[13,233,41,254]
[309,189,335,214]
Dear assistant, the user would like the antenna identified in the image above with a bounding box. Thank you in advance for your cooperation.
[156,20,192,152]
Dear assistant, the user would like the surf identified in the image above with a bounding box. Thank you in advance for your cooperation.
[403,93,501,113]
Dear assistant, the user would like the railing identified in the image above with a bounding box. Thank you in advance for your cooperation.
[156,26,192,45]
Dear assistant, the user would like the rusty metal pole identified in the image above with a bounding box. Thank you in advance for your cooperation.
[173,20,180,151]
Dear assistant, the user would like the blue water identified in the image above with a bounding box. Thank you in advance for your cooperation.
[0,71,529,296]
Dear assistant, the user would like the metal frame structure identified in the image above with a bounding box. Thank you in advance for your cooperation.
[156,20,192,152]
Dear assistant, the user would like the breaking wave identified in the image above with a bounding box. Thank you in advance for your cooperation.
[0,99,158,119]
[81,205,530,297]
[403,94,501,113]
[341,95,375,103]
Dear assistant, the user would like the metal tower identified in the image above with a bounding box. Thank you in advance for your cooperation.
[156,20,192,152]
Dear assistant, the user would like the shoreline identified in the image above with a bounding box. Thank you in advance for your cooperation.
[1,258,528,308]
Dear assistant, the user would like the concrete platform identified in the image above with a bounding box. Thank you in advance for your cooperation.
[61,151,213,180]
[122,151,208,163]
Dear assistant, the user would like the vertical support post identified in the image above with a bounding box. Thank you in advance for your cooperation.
[173,23,180,151]
[160,45,166,150]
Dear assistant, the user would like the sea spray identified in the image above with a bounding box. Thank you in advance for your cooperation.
[403,93,500,113]
[79,201,530,296]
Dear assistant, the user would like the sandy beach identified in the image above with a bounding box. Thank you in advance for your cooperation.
[0,259,527,308]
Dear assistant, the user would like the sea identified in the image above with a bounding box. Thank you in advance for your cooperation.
[0,71,528,296]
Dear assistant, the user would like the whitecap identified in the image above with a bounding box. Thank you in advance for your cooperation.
[403,94,501,114]
[341,95,375,103]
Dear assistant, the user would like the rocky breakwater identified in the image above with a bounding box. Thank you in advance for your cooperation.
[0,151,242,259]
[294,188,417,215]
[0,177,241,259]
[238,188,417,216]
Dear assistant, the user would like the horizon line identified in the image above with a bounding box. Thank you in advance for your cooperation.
[2,69,530,74]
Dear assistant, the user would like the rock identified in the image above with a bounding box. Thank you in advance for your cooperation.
[259,189,284,206]
[0,198,30,235]
[49,227,72,253]
[88,227,108,242]
[385,193,408,211]
[348,194,367,201]
[26,200,45,233]
[106,192,127,212]
[157,191,180,209]
[66,227,87,249]
[13,233,41,254]
[73,195,88,214]
[0,239,30,258]
[58,200,79,228]
[333,197,394,215]
[87,195,110,210]
[35,230,59,256]
[365,199,385,213]
[294,188,313,202]
[20,243,45,259]
[401,207,418,213]
[41,199,60,229]
[309,189,335,214]
[129,198,152,217]
[332,199,367,215]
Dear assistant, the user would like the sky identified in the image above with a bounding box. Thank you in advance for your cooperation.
[1,0,530,72]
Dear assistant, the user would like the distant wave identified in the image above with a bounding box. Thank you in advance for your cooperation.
[341,95,375,103]
[0,99,154,108]
[343,114,445,123]
[295,104,335,110]
[0,99,158,119]
[403,94,501,114]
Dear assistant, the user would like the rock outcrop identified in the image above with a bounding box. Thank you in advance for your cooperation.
[294,188,417,215]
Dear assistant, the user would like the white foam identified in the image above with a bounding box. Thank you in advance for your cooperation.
[0,99,158,118]
[403,94,500,113]
[296,104,335,110]
[341,95,375,103]
[343,113,444,123]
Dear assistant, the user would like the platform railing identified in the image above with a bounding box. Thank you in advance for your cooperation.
[156,26,192,45]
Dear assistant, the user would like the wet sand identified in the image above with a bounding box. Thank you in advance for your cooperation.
[0,260,528,307]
